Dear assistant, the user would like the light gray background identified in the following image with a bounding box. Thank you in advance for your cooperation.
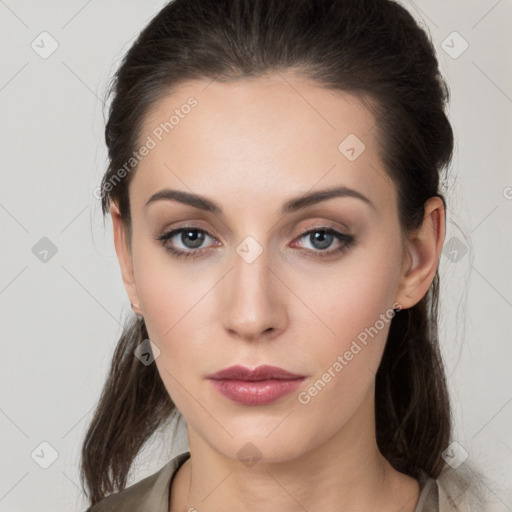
[1,0,511,510]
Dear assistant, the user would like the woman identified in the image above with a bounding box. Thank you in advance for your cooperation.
[81,0,498,510]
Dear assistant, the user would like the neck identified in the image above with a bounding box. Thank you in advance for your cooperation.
[170,388,420,512]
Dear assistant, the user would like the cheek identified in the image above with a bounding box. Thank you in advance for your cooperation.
[136,262,209,411]
[305,280,395,388]
[303,257,399,348]
[132,238,201,337]
[131,243,215,381]
[293,248,400,400]
[293,282,396,441]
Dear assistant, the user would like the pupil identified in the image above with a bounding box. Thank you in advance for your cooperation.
[183,230,204,248]
[311,231,332,249]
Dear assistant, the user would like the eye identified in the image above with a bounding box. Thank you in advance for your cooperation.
[155,226,218,259]
[292,227,355,258]
[155,225,356,260]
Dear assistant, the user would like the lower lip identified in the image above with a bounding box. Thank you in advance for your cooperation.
[209,378,305,406]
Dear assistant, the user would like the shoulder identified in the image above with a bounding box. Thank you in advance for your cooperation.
[84,451,190,512]
[431,464,504,512]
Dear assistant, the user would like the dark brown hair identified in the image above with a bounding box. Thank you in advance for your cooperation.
[81,0,454,505]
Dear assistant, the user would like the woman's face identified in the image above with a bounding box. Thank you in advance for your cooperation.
[112,71,430,463]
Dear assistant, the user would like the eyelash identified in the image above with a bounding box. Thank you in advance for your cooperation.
[155,225,356,260]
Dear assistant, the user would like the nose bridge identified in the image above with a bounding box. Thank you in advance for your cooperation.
[222,240,286,339]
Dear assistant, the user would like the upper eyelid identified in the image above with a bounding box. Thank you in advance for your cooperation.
[156,208,354,236]
[295,224,350,237]
[162,221,349,234]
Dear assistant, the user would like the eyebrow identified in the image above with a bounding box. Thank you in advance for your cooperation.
[144,185,375,215]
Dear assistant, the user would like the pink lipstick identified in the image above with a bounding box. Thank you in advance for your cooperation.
[206,365,306,406]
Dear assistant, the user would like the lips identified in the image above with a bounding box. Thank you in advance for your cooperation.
[206,364,306,381]
[206,365,307,406]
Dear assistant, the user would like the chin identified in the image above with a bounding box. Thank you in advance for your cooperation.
[207,426,316,466]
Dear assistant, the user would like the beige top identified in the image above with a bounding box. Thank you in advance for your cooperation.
[85,451,501,511]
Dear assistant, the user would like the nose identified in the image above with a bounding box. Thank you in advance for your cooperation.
[221,247,288,342]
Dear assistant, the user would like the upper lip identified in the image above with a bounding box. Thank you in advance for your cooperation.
[206,365,306,381]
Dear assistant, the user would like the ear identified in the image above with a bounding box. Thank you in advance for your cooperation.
[395,196,446,309]
[111,201,141,308]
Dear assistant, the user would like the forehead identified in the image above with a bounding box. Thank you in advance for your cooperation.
[130,71,395,214]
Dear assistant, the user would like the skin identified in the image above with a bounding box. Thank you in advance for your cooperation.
[111,70,445,512]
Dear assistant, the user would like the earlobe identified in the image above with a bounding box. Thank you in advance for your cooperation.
[110,202,141,308]
[394,196,446,309]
